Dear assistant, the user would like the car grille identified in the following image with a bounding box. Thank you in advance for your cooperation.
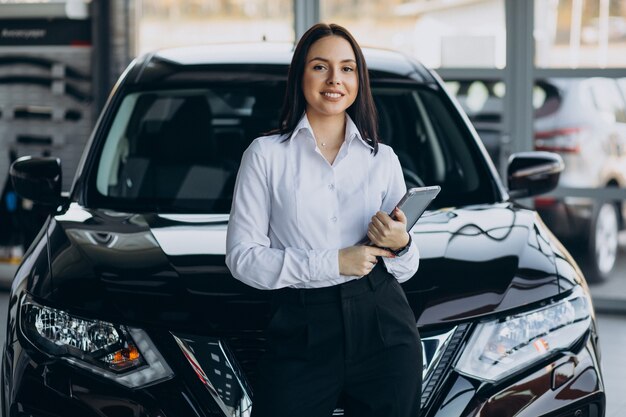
[222,330,267,390]
[420,323,470,410]
[172,333,254,417]
[173,324,469,417]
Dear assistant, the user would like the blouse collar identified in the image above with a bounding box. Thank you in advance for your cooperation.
[288,113,375,150]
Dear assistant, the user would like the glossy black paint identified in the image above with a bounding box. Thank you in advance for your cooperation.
[3,337,223,416]
[1,44,604,417]
[10,201,563,331]
[9,156,62,205]
[427,335,605,417]
[2,200,604,417]
[507,152,565,199]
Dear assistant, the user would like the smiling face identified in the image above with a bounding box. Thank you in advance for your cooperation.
[301,35,359,120]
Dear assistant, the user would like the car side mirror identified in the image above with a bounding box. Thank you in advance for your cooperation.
[10,156,62,206]
[507,151,564,199]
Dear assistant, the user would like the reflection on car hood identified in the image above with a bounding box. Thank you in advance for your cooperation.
[42,202,563,330]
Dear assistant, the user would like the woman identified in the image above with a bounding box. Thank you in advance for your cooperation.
[226,23,421,417]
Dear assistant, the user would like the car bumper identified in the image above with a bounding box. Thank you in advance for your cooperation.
[2,341,217,417]
[3,329,605,417]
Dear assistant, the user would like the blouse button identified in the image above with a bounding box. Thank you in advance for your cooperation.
[330,216,337,223]
[328,184,335,190]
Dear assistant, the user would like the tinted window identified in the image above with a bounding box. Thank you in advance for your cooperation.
[374,87,487,207]
[95,84,283,212]
[92,83,495,212]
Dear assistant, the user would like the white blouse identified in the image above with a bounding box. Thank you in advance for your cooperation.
[225,113,419,290]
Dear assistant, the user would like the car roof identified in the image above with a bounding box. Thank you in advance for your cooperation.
[131,42,435,85]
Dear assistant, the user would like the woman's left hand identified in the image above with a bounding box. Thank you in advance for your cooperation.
[367,208,410,251]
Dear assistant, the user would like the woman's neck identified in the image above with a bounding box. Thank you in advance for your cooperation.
[306,111,346,147]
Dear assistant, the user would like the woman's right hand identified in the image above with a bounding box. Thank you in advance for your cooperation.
[338,246,396,277]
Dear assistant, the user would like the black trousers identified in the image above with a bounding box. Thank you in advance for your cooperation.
[251,265,422,417]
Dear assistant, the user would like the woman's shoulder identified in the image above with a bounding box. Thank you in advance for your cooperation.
[248,133,290,155]
[375,142,398,159]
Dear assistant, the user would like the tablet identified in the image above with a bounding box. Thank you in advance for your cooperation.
[359,185,441,245]
[394,185,441,231]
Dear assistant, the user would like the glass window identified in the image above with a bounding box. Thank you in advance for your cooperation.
[373,87,486,207]
[95,84,284,212]
[444,80,504,119]
[321,0,505,68]
[535,0,626,68]
[93,83,494,213]
[446,79,560,120]
[443,80,505,165]
[137,0,294,54]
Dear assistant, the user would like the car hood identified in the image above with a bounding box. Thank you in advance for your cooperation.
[40,202,565,330]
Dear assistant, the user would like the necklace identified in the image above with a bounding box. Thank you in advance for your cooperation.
[320,142,327,148]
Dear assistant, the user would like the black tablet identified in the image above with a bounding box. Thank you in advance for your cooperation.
[394,185,441,231]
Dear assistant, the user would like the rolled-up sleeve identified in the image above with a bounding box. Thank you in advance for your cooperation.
[380,151,420,283]
[225,140,340,290]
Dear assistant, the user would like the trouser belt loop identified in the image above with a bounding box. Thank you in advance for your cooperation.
[298,289,306,306]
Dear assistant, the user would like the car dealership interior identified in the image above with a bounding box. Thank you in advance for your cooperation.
[0,1,625,416]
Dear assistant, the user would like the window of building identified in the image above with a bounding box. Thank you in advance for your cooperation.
[137,0,294,54]
[321,0,506,68]
[535,0,626,68]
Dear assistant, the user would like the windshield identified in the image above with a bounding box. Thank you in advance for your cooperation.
[91,82,497,213]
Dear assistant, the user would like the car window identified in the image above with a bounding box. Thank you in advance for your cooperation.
[95,84,283,212]
[374,87,486,207]
[92,83,495,213]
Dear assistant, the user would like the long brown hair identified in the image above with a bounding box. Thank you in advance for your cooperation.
[275,23,379,154]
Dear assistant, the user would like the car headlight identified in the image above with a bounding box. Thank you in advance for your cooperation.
[20,295,173,388]
[455,286,591,382]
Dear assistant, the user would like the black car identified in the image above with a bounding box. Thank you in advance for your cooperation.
[2,44,605,417]
[446,78,626,283]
